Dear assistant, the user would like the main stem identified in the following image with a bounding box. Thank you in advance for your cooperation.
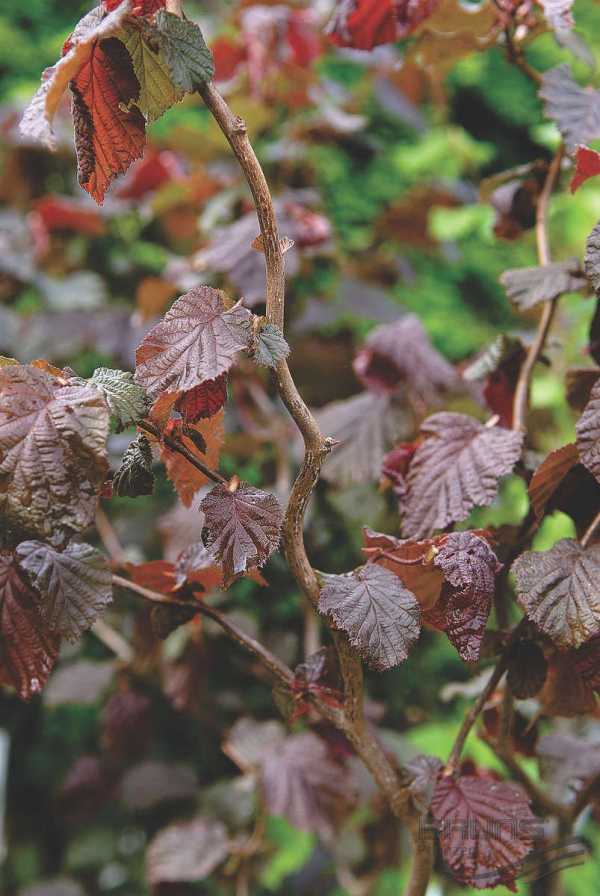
[195,79,432,893]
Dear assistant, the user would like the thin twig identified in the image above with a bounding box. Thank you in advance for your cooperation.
[445,618,528,774]
[95,507,127,566]
[92,618,134,664]
[581,510,600,548]
[138,418,226,485]
[112,574,294,687]
[512,147,564,433]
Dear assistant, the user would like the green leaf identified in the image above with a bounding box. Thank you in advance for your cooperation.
[113,434,155,498]
[89,367,150,431]
[253,323,290,368]
[118,21,183,122]
[154,11,214,94]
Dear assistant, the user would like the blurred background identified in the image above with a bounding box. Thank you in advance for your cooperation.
[2,1,600,894]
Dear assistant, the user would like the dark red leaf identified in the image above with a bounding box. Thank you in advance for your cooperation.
[101,690,153,758]
[0,551,60,700]
[539,652,597,716]
[401,413,523,539]
[573,634,600,691]
[506,640,548,700]
[431,773,536,889]
[70,37,146,204]
[200,482,283,585]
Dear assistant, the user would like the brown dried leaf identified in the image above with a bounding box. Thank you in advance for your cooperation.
[261,731,352,836]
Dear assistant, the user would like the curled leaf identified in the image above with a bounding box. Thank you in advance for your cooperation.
[17,540,112,642]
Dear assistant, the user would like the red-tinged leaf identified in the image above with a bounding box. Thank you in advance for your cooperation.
[528,443,579,520]
[175,375,227,423]
[401,413,523,539]
[571,145,600,193]
[174,542,222,594]
[424,532,501,663]
[512,540,600,649]
[101,690,153,758]
[161,410,224,507]
[147,816,230,886]
[319,564,421,671]
[539,652,597,716]
[70,37,146,204]
[127,560,178,593]
[464,336,526,428]
[261,731,352,836]
[0,365,109,538]
[573,634,600,691]
[200,482,282,585]
[134,286,252,398]
[0,551,60,700]
[353,315,460,401]
[585,220,600,299]
[16,540,112,642]
[33,195,106,236]
[567,369,600,413]
[60,755,113,815]
[316,392,412,487]
[431,774,536,890]
[540,64,600,150]
[19,2,134,150]
[362,528,444,611]
[104,0,165,14]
